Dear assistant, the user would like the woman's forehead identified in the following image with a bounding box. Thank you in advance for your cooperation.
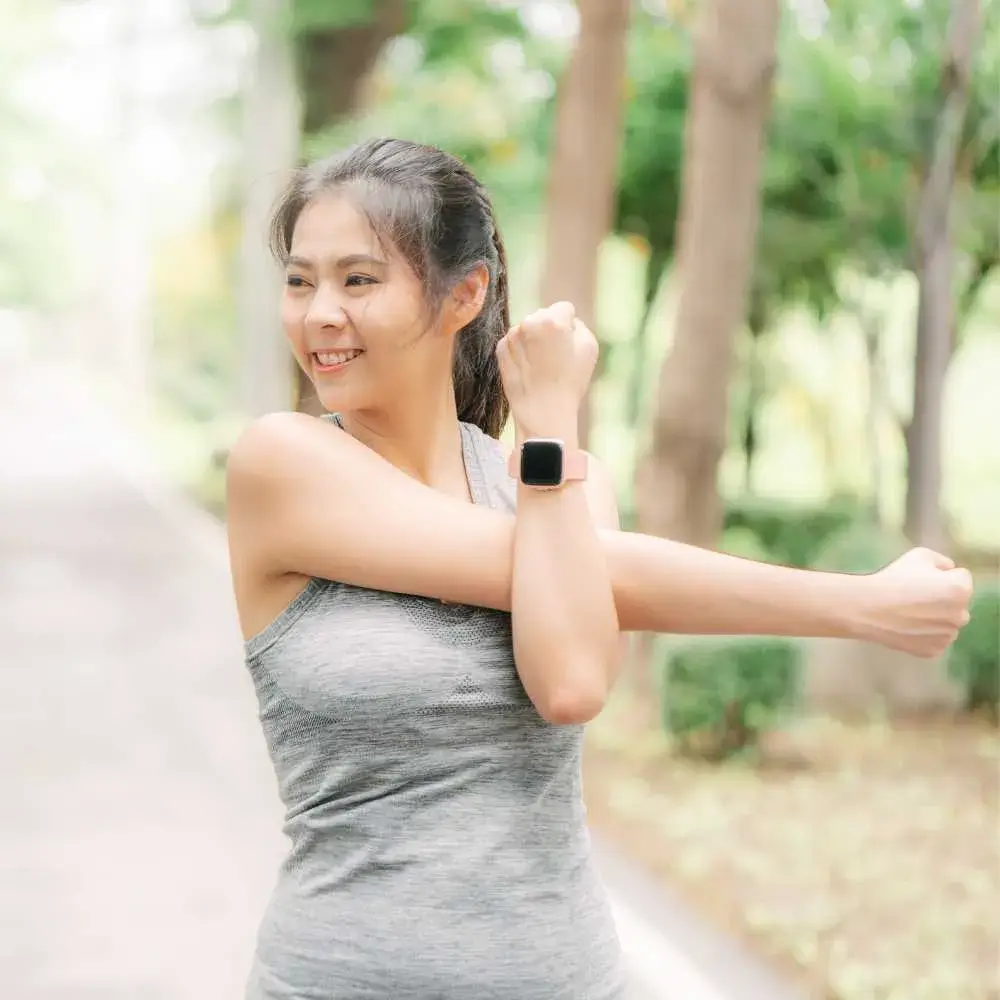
[291,193,380,253]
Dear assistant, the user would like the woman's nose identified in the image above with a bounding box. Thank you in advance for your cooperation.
[305,284,348,328]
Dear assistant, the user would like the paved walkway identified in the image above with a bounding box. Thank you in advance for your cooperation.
[1,355,802,1000]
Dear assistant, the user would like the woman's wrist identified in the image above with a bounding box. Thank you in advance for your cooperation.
[512,411,580,448]
[820,570,880,642]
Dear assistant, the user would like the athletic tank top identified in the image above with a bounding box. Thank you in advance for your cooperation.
[243,414,628,1000]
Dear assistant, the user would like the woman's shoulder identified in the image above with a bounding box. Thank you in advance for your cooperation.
[227,411,341,486]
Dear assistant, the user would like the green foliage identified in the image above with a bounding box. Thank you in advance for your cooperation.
[948,583,1000,719]
[659,636,802,761]
[723,496,870,569]
[809,520,910,575]
[292,0,374,33]
[150,209,241,425]
[718,526,777,564]
[614,0,1000,341]
[309,0,550,226]
[405,0,527,66]
[614,20,690,257]
[0,1,84,310]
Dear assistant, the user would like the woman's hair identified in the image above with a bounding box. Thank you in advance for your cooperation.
[270,138,511,438]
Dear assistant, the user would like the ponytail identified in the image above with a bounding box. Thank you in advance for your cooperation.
[452,192,511,439]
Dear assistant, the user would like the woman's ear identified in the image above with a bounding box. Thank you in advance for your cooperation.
[447,264,490,333]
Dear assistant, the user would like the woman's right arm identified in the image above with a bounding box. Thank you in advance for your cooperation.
[226,412,971,657]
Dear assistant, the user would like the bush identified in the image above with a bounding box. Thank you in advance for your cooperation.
[723,495,869,568]
[809,519,909,575]
[658,636,802,760]
[718,525,777,563]
[949,583,1000,720]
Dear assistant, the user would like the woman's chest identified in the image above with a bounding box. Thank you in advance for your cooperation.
[254,583,534,720]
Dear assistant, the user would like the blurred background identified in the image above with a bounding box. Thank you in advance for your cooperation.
[2,0,998,998]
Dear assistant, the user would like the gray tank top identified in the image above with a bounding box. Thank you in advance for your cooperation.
[243,415,628,1000]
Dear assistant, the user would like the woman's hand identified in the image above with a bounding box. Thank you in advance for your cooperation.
[855,547,974,657]
[496,301,597,439]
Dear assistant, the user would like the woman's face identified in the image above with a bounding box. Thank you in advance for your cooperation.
[282,192,449,417]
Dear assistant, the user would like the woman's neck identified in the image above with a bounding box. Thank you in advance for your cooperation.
[338,391,470,500]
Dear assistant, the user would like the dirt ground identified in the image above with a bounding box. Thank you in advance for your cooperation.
[583,692,1000,1000]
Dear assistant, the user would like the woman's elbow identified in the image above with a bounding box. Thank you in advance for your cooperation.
[535,653,616,725]
[540,691,606,726]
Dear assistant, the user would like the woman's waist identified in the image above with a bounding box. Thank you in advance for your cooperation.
[282,787,587,861]
[279,819,596,901]
[254,876,625,1000]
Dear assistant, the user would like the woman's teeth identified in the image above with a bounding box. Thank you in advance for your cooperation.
[314,349,362,367]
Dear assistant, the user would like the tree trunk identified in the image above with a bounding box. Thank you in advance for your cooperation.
[742,324,765,497]
[106,0,153,419]
[240,0,301,418]
[636,0,781,547]
[905,0,980,551]
[861,306,886,524]
[292,0,408,416]
[625,246,670,428]
[299,1,408,134]
[538,0,631,448]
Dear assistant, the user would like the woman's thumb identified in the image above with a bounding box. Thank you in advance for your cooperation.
[927,549,955,571]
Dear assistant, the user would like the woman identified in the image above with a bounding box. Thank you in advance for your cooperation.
[225,138,971,1000]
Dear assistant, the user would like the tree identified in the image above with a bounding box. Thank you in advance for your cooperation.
[636,0,782,548]
[0,1,94,314]
[614,21,690,429]
[906,0,983,550]
[537,0,632,447]
[239,0,301,418]
[297,0,408,136]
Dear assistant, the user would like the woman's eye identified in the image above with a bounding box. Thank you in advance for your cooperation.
[345,274,376,288]
[285,275,310,289]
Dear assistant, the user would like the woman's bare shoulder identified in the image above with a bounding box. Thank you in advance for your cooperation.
[227,411,339,488]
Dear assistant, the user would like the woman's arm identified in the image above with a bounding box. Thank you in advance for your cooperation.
[227,413,971,679]
[507,419,622,724]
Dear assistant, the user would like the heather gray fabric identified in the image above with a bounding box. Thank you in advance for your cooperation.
[243,415,628,999]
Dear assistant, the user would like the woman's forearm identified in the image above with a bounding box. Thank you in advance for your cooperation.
[604,528,862,638]
[510,453,620,721]
[244,413,868,643]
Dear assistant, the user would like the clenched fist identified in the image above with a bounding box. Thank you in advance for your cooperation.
[861,547,974,657]
[496,301,598,440]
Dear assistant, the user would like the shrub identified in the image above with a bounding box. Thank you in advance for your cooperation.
[718,525,777,563]
[809,519,909,575]
[658,636,802,760]
[723,495,869,568]
[949,583,1000,720]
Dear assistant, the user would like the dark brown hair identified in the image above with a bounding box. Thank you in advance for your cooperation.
[269,138,510,438]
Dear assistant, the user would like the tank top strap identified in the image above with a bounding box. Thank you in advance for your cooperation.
[459,422,517,514]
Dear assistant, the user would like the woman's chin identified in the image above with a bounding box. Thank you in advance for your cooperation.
[311,380,362,416]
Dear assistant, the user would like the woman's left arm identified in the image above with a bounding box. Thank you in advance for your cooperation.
[507,425,624,726]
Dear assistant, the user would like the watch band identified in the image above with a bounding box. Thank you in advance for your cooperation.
[506,443,588,485]
[559,449,588,482]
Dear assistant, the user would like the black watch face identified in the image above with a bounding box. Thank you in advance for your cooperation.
[520,440,563,487]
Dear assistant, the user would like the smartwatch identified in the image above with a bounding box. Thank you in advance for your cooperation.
[507,439,588,490]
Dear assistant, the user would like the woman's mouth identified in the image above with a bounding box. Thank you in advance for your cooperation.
[312,349,363,373]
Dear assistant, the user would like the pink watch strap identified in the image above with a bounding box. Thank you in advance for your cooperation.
[561,449,588,481]
[506,445,588,484]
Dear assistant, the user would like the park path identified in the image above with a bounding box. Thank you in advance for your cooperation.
[0,347,803,1000]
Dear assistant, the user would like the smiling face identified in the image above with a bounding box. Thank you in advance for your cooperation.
[282,191,453,418]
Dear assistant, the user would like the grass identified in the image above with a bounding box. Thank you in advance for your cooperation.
[584,690,1000,1000]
